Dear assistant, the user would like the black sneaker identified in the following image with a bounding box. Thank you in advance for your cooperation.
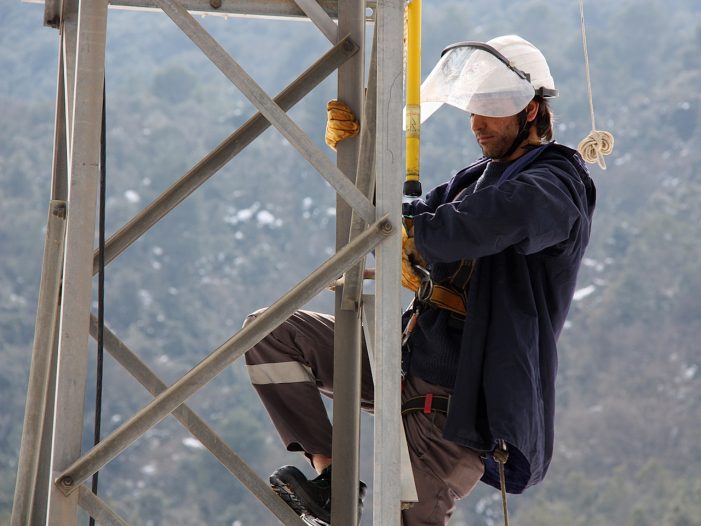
[269,465,367,525]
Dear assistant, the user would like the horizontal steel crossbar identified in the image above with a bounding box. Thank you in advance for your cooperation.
[38,0,378,27]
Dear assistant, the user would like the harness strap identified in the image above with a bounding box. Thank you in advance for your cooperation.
[416,279,467,317]
[413,256,474,319]
[427,284,466,316]
[401,394,450,415]
[447,259,476,292]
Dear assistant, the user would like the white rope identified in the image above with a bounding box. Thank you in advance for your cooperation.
[578,129,614,169]
[577,0,614,169]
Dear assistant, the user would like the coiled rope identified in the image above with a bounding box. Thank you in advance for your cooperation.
[577,0,614,169]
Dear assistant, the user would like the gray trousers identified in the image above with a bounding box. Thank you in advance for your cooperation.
[244,309,484,525]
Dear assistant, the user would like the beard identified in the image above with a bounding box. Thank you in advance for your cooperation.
[478,137,515,160]
[474,116,522,160]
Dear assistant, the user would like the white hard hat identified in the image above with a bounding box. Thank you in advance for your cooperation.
[419,35,557,121]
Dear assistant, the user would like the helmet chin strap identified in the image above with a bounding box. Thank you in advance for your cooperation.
[497,109,531,161]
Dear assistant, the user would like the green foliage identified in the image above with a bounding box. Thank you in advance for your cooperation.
[2,0,701,524]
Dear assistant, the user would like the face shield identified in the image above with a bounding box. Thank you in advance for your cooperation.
[419,42,536,121]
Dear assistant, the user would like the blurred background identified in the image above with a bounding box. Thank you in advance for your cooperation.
[1,0,700,524]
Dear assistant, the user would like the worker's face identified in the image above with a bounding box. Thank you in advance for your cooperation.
[470,100,539,161]
[469,112,521,161]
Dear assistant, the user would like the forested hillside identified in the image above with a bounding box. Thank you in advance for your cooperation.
[2,0,700,524]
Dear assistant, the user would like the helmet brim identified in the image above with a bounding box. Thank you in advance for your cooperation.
[420,45,536,119]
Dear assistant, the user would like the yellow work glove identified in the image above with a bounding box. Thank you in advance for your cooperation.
[325,99,360,151]
[401,224,425,292]
[402,217,426,265]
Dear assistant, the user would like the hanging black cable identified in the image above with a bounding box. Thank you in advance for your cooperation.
[88,79,107,526]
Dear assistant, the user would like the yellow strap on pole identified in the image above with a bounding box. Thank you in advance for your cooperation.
[404,0,422,197]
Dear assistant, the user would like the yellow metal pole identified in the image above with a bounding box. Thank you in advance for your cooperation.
[404,0,422,197]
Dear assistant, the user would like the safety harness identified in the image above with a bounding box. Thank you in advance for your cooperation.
[400,259,473,347]
[401,393,450,416]
[418,258,474,316]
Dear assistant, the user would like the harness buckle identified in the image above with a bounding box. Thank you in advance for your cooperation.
[414,265,434,303]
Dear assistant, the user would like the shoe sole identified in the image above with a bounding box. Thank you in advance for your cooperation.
[269,471,331,525]
[301,515,329,526]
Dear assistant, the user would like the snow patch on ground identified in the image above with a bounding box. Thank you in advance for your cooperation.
[182,437,205,450]
[682,364,697,381]
[124,190,141,203]
[573,285,596,301]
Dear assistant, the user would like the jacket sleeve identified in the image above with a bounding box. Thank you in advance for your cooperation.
[412,168,582,263]
[403,181,450,216]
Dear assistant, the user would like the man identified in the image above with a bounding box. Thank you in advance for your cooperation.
[244,35,596,525]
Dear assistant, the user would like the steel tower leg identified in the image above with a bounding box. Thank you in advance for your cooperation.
[46,0,109,523]
[332,2,365,525]
[374,1,404,524]
[17,15,78,525]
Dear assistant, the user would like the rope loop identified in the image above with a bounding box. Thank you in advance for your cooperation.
[577,0,614,170]
[577,129,614,169]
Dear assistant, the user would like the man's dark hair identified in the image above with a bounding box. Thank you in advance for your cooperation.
[533,96,553,142]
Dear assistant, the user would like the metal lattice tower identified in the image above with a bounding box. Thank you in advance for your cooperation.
[12,1,405,524]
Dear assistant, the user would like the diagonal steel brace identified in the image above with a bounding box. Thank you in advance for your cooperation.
[87,315,307,524]
[154,0,375,222]
[56,215,393,495]
[93,35,359,275]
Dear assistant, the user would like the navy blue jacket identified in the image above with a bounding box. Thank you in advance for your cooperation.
[403,143,596,493]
